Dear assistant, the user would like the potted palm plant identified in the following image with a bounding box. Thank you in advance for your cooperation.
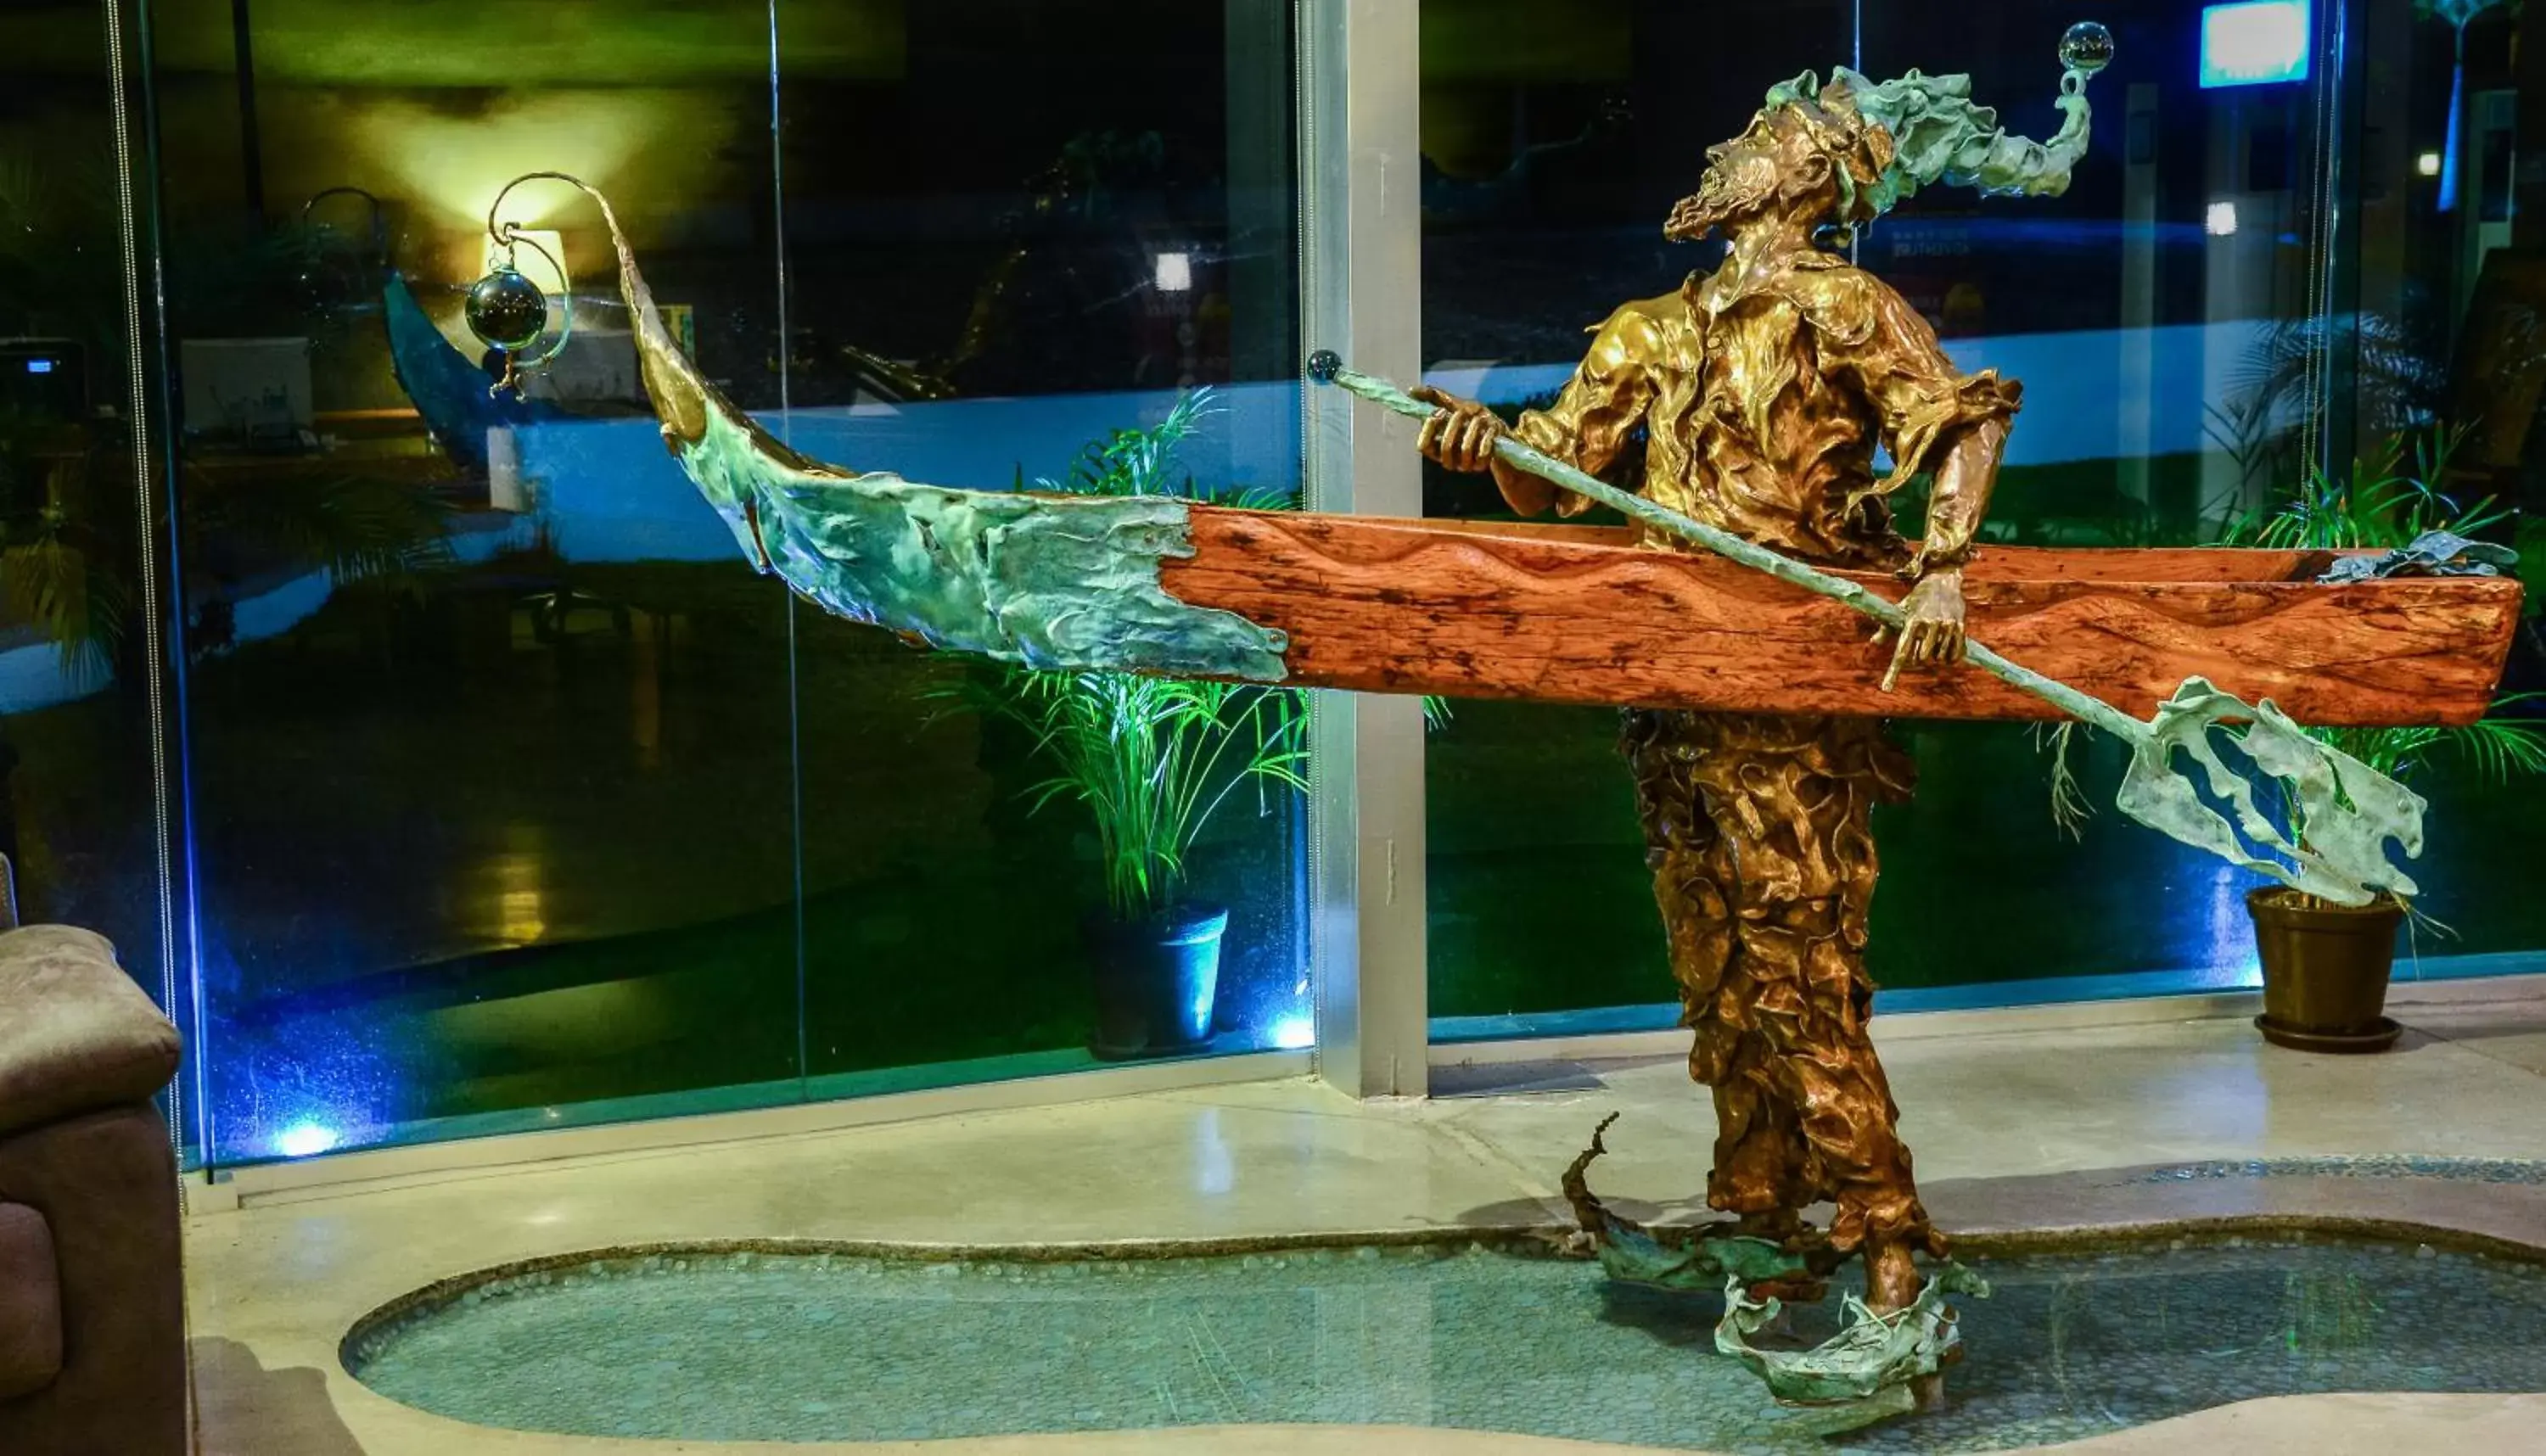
[2228,426,2546,1051]
[970,391,1309,1058]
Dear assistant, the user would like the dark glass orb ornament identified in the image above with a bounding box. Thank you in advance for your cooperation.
[1305,349,1343,384]
[2058,21,2115,76]
[466,266,550,352]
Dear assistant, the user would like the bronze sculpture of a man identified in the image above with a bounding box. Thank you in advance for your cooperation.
[1415,64,2094,1316]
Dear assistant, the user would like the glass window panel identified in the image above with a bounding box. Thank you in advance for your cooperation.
[779,0,1312,1089]
[158,0,803,1166]
[99,0,1315,1170]
[1842,5,2343,999]
[1422,0,2544,1032]
[2341,0,2546,957]
[0,3,184,1149]
[1419,0,1859,1032]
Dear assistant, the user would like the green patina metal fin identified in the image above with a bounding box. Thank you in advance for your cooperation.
[2119,678,2424,906]
[1562,1114,1814,1291]
[1588,1218,1812,1293]
[538,171,1290,686]
[1567,1112,1982,1405]
[669,383,1291,683]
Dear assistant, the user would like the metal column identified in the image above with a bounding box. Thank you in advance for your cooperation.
[1297,0,1429,1098]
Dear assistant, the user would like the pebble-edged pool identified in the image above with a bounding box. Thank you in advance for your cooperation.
[345,1233,2546,1451]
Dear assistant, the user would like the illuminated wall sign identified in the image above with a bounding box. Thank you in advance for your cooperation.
[2201,0,2311,88]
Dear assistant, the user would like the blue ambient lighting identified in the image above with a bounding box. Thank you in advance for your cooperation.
[24,359,53,374]
[1267,1013,1315,1050]
[2201,1,2310,89]
[272,1121,342,1159]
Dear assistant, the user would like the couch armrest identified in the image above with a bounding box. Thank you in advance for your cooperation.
[0,1203,61,1400]
[0,928,178,1141]
[0,1107,184,1453]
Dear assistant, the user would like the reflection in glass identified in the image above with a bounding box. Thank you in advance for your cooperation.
[782,0,1308,1094]
[90,0,1310,1167]
[1423,0,2546,1033]
[0,3,184,1156]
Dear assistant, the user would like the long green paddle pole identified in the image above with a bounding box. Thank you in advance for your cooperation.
[1310,354,2431,909]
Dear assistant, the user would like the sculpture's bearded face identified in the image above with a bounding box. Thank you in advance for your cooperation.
[1664,111,1842,242]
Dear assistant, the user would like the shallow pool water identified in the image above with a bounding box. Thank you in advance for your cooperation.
[346,1235,2546,1450]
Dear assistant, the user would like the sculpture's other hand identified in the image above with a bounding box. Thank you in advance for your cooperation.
[1410,385,1506,473]
[1410,384,1566,516]
[1879,569,1967,691]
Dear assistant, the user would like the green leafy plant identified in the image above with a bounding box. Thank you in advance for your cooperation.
[967,389,1451,923]
[969,389,1306,924]
[980,668,1306,923]
[2242,424,2546,848]
[2292,706,2546,826]
[2238,427,2543,868]
[2223,422,2504,552]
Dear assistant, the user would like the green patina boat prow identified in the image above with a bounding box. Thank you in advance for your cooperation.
[487,173,1290,685]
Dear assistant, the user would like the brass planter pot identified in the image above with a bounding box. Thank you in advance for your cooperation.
[2246,887,2405,1053]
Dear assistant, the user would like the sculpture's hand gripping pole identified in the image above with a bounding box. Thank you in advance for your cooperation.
[1309,354,2425,908]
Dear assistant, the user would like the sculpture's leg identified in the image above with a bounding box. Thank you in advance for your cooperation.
[1708,1048,1810,1243]
[1624,708,1810,1242]
[1629,708,1813,1242]
[1756,911,1934,1313]
[1627,709,1939,1313]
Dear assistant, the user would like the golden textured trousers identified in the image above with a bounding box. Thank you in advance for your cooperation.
[1620,708,1939,1257]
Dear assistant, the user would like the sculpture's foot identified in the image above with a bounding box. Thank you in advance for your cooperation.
[1713,1260,1990,1406]
[1910,1371,1949,1413]
[1865,1240,1923,1314]
[1745,1275,1830,1306]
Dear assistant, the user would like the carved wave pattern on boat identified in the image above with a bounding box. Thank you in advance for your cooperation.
[1160,510,2522,725]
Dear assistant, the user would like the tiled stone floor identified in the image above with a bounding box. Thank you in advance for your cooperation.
[185,976,2546,1454]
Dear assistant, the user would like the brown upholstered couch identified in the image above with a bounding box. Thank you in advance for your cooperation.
[0,921,187,1455]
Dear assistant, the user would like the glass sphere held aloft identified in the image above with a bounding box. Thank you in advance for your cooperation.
[2059,20,2115,76]
[466,266,550,353]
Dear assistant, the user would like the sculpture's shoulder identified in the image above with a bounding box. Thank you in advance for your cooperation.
[1767,256,1910,349]
[1609,284,1699,328]
[1590,285,1699,345]
[1573,284,1698,375]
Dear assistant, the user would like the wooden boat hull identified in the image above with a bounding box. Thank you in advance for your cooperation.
[1160,511,2525,727]
[536,178,2518,732]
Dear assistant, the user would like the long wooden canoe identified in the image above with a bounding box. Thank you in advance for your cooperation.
[1161,512,2524,727]
[541,172,2524,732]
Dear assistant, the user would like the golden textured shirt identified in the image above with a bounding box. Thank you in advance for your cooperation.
[1512,249,2021,568]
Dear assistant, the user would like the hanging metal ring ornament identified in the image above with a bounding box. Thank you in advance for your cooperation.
[465,179,579,398]
[297,185,389,308]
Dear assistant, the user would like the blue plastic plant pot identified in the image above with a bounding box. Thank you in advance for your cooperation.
[1085,904,1228,1061]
